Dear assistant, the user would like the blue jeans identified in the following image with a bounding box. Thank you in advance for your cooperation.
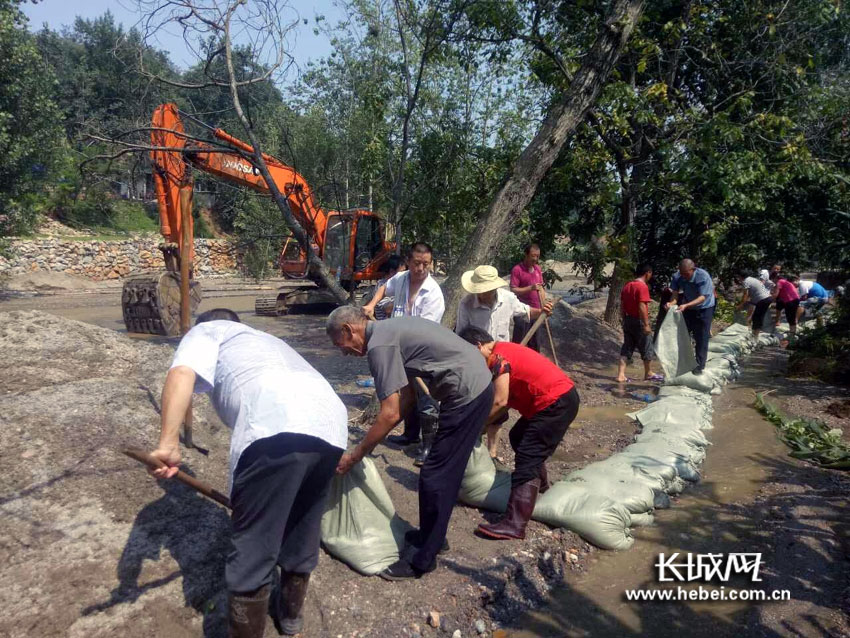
[682,305,715,370]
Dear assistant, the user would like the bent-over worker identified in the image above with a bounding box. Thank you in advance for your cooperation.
[455,264,553,459]
[327,309,493,580]
[735,271,773,339]
[460,327,579,540]
[149,309,348,638]
[771,272,801,338]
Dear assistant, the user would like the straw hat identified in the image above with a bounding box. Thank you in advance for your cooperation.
[461,265,508,294]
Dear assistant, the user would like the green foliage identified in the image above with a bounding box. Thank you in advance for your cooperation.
[232,194,289,280]
[713,296,737,326]
[789,294,850,385]
[541,0,850,285]
[0,0,63,235]
[755,393,850,469]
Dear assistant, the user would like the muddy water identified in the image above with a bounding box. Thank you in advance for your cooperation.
[510,377,791,638]
[5,291,284,333]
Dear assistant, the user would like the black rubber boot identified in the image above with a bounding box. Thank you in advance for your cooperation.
[228,585,270,638]
[270,571,310,636]
[413,416,437,467]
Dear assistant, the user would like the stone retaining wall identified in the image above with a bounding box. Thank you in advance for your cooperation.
[0,237,243,280]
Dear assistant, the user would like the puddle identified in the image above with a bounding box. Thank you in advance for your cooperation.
[509,377,791,637]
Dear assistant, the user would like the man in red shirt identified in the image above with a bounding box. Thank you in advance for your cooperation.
[616,264,661,383]
[510,243,545,351]
[460,326,580,540]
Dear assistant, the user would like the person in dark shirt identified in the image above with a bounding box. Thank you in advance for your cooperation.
[460,327,580,541]
[327,308,493,580]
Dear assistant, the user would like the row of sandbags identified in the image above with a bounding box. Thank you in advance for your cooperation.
[318,314,782,574]
[455,312,784,550]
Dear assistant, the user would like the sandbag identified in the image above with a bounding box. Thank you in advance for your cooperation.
[655,311,698,379]
[561,461,658,515]
[666,370,717,393]
[533,482,634,550]
[458,440,512,511]
[628,396,713,431]
[321,457,411,575]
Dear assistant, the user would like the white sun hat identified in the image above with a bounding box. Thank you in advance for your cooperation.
[461,265,509,294]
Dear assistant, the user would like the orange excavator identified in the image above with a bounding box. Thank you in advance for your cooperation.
[121,103,395,334]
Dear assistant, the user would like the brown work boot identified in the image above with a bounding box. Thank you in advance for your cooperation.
[538,463,550,494]
[270,571,310,636]
[228,585,270,638]
[477,479,540,540]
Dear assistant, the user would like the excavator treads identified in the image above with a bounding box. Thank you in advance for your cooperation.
[122,272,202,335]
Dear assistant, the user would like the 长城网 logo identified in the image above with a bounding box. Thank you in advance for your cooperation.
[655,553,763,583]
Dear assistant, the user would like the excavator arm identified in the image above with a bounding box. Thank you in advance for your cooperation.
[150,103,328,249]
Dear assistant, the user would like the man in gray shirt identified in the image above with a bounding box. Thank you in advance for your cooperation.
[327,308,494,580]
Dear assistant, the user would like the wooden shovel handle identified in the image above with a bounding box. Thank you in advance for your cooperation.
[123,447,231,509]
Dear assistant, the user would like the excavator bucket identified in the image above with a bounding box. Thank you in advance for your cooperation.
[122,272,202,336]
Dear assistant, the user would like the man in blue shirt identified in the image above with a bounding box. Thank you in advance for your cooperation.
[793,275,830,314]
[667,259,716,373]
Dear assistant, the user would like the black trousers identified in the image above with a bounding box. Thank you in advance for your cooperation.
[227,433,343,593]
[682,305,715,371]
[512,314,540,352]
[509,387,580,487]
[751,297,772,331]
[411,383,494,572]
[621,315,654,361]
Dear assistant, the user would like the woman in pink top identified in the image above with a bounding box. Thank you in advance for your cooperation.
[770,272,801,337]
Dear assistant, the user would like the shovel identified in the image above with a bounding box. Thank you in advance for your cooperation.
[123,447,231,509]
[537,289,560,368]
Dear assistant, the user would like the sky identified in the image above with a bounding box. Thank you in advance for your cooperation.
[21,0,344,74]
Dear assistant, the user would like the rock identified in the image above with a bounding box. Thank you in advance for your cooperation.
[427,611,441,628]
[475,619,487,634]
[452,631,462,638]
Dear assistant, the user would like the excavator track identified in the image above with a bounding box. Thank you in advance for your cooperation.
[254,294,287,317]
[122,272,202,336]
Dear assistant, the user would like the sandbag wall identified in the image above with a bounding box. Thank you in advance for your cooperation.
[458,313,783,550]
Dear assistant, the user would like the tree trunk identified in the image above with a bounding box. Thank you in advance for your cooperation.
[604,262,626,325]
[440,0,645,328]
[222,14,349,304]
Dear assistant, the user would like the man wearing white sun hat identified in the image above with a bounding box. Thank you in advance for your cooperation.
[455,265,553,459]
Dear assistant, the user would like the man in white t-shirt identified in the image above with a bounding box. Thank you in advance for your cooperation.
[149,308,348,638]
[735,271,773,338]
[362,242,444,462]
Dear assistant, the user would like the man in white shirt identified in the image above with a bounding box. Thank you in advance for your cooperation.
[149,308,348,638]
[363,241,445,322]
[362,242,444,463]
[455,265,553,459]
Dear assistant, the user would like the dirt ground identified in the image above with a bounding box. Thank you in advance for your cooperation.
[0,283,848,638]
